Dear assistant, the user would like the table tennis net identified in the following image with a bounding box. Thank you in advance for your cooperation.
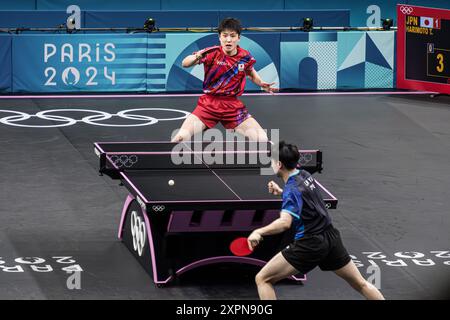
[99,141,320,172]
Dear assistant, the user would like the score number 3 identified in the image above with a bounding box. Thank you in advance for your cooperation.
[436,53,444,73]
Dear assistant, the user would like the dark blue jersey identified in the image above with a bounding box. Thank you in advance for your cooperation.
[281,170,332,240]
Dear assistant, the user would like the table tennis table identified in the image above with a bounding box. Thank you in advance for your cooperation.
[94,141,338,286]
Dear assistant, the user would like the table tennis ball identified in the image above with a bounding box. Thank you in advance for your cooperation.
[168,180,175,186]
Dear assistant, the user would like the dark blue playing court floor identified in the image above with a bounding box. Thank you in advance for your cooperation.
[0,93,449,299]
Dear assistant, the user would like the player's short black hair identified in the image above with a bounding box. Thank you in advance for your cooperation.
[218,18,242,35]
[271,141,299,170]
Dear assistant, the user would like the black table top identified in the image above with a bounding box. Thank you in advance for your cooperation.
[124,168,279,202]
[123,168,334,204]
[95,141,334,207]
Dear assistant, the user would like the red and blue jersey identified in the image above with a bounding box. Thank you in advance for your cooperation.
[197,46,256,97]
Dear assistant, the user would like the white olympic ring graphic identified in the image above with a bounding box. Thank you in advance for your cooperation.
[394,252,425,259]
[400,6,413,15]
[130,210,146,257]
[14,257,46,264]
[0,108,190,128]
[152,205,165,212]
[110,155,138,168]
[298,153,313,165]
[325,203,332,209]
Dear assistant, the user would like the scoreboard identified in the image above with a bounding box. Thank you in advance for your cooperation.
[397,4,450,94]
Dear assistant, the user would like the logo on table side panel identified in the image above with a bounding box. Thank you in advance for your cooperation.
[110,155,138,168]
[298,153,313,165]
[0,108,190,128]
[130,211,146,257]
[151,205,165,212]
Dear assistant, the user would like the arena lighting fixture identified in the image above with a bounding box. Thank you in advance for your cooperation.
[67,17,76,27]
[144,18,156,32]
[302,18,313,32]
[382,18,393,30]
[66,17,76,33]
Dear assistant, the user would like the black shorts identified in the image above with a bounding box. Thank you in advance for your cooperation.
[281,224,351,274]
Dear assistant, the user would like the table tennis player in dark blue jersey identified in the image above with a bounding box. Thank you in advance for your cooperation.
[247,141,385,300]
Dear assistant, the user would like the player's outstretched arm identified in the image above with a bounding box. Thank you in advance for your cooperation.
[181,46,220,68]
[247,69,279,94]
[248,212,292,250]
[181,52,202,68]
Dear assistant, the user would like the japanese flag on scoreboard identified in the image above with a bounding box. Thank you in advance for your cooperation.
[420,17,434,28]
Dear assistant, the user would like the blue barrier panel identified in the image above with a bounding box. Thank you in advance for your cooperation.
[0,9,349,30]
[85,10,219,28]
[337,31,394,89]
[0,0,35,10]
[163,33,211,92]
[147,34,168,91]
[37,0,160,10]
[0,35,12,92]
[280,33,314,90]
[163,32,281,93]
[279,31,394,90]
[240,33,281,91]
[285,0,398,27]
[5,31,395,93]
[2,0,446,29]
[219,10,350,27]
[0,10,80,28]
[12,34,148,92]
[161,0,283,10]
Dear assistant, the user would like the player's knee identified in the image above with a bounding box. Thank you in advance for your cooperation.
[255,272,267,285]
[255,271,275,286]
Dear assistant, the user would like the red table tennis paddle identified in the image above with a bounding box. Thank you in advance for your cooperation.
[197,45,220,57]
[229,237,252,256]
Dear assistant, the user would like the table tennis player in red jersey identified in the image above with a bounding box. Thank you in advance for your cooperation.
[171,18,278,142]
